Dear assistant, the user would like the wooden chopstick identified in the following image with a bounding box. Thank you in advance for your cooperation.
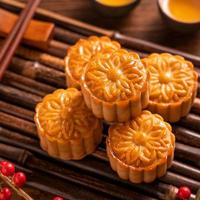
[0,0,41,80]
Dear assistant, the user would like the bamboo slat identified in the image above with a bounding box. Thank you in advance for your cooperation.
[0,1,199,199]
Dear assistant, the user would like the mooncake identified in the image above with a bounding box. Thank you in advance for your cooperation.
[65,36,121,88]
[107,110,175,183]
[34,88,102,160]
[142,53,198,122]
[81,49,149,122]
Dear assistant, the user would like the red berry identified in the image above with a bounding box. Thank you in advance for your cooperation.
[0,161,8,166]
[0,161,8,172]
[0,192,6,200]
[1,162,15,176]
[177,186,191,199]
[13,172,26,187]
[2,187,11,200]
[53,197,64,200]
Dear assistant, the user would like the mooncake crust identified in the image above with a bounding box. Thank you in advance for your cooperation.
[107,110,175,183]
[34,88,102,160]
[65,36,121,89]
[142,53,198,122]
[81,49,149,122]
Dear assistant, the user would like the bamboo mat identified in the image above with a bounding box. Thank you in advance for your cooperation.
[0,1,200,199]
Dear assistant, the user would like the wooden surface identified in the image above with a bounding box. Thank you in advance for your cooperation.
[0,1,199,200]
[20,0,200,56]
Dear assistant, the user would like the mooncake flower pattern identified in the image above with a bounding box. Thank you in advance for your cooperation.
[109,111,174,167]
[81,49,149,122]
[142,53,198,122]
[36,89,99,141]
[35,88,102,160]
[107,110,175,183]
[84,49,146,102]
[65,36,121,88]
[144,53,196,103]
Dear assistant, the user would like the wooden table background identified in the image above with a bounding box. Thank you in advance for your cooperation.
[8,0,199,199]
[20,0,200,56]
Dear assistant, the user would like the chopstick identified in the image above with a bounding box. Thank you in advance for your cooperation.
[0,0,41,80]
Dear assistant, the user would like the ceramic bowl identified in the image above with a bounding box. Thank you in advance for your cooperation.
[94,0,140,17]
[157,0,200,32]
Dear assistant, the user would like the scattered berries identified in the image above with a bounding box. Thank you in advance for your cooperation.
[0,161,29,199]
[1,162,15,177]
[53,197,64,200]
[177,186,191,200]
[0,192,6,200]
[2,187,11,200]
[13,172,27,187]
[0,161,8,167]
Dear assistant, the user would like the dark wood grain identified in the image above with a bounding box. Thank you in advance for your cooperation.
[19,0,200,56]
[0,1,200,200]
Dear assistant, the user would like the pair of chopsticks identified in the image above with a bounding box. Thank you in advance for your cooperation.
[0,0,41,80]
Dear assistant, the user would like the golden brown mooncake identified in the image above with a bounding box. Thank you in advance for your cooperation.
[142,53,198,122]
[107,110,175,183]
[34,88,102,160]
[65,36,121,88]
[81,49,149,123]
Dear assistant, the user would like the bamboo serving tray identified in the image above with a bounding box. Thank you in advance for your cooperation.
[0,1,200,199]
